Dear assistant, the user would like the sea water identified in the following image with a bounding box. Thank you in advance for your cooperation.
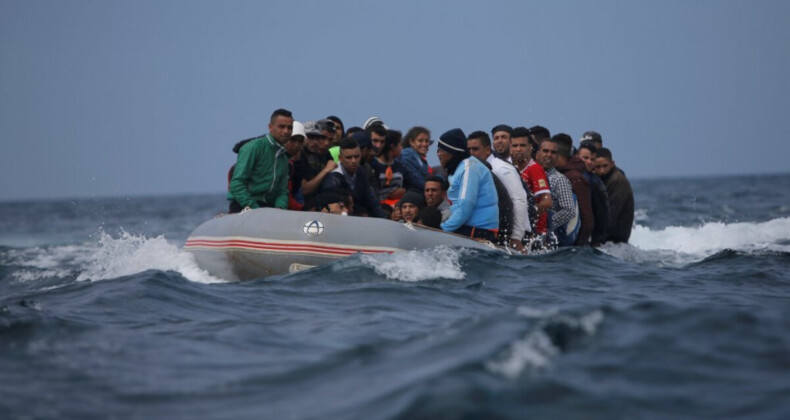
[1,174,789,419]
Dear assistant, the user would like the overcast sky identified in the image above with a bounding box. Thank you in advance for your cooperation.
[1,0,788,201]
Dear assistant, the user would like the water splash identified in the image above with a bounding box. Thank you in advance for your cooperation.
[76,229,223,284]
[359,246,468,282]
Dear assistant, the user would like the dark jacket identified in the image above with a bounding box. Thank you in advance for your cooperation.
[601,166,634,243]
[586,171,610,246]
[321,165,385,218]
[557,156,594,246]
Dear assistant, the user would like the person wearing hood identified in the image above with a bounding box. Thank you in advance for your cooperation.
[436,128,499,241]
[552,133,594,246]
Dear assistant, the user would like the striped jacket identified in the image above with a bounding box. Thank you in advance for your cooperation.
[441,157,499,232]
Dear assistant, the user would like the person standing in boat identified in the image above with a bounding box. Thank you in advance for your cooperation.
[320,138,385,218]
[491,124,514,163]
[227,108,293,213]
[370,130,407,215]
[593,147,634,244]
[437,128,499,242]
[293,120,337,209]
[467,131,530,251]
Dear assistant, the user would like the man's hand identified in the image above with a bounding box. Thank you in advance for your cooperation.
[324,160,338,173]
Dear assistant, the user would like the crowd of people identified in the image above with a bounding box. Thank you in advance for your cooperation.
[226,108,635,253]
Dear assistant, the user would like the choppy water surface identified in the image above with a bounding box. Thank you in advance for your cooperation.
[1,174,789,419]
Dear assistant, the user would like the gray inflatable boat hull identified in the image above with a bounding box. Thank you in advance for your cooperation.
[184,208,498,281]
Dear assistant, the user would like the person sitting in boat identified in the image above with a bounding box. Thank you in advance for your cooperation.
[286,121,307,210]
[391,190,425,223]
[351,131,379,199]
[436,128,499,242]
[400,126,433,192]
[536,137,579,247]
[370,130,406,216]
[414,206,442,229]
[227,108,293,213]
[314,191,349,215]
[294,120,337,209]
[423,175,451,222]
[320,138,385,218]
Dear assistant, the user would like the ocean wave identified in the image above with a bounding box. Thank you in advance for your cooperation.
[607,217,790,266]
[359,246,471,282]
[75,229,223,284]
[485,307,605,379]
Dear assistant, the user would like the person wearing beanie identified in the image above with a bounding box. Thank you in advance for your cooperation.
[436,128,500,241]
[392,190,425,223]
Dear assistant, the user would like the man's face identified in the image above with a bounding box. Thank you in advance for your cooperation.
[578,148,596,172]
[410,132,431,156]
[269,116,294,144]
[339,147,361,174]
[306,134,331,155]
[466,138,490,161]
[510,136,532,163]
[492,131,511,156]
[437,148,453,167]
[424,181,444,207]
[285,136,304,157]
[593,157,614,177]
[401,203,420,223]
[537,141,558,170]
[370,132,386,155]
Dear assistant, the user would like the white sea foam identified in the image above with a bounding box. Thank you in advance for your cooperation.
[75,230,224,284]
[630,217,790,255]
[360,245,467,282]
[603,217,790,266]
[486,307,605,379]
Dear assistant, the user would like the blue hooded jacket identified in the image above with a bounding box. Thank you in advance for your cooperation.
[441,157,499,232]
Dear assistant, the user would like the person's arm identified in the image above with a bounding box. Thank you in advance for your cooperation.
[229,142,259,209]
[302,160,337,195]
[273,155,289,209]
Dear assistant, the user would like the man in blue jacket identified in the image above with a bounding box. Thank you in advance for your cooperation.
[437,128,499,241]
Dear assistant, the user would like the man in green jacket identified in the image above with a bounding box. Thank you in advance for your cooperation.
[227,109,294,213]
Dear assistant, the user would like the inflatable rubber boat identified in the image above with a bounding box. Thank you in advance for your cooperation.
[184,208,500,281]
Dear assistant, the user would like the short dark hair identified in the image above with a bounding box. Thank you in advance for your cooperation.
[402,126,431,148]
[339,137,359,150]
[529,125,551,143]
[380,129,402,156]
[366,124,387,138]
[425,175,448,191]
[270,108,293,122]
[512,126,531,138]
[414,206,442,229]
[551,133,573,159]
[578,142,598,156]
[467,130,491,147]
[346,126,363,136]
[597,147,613,161]
[491,124,513,136]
